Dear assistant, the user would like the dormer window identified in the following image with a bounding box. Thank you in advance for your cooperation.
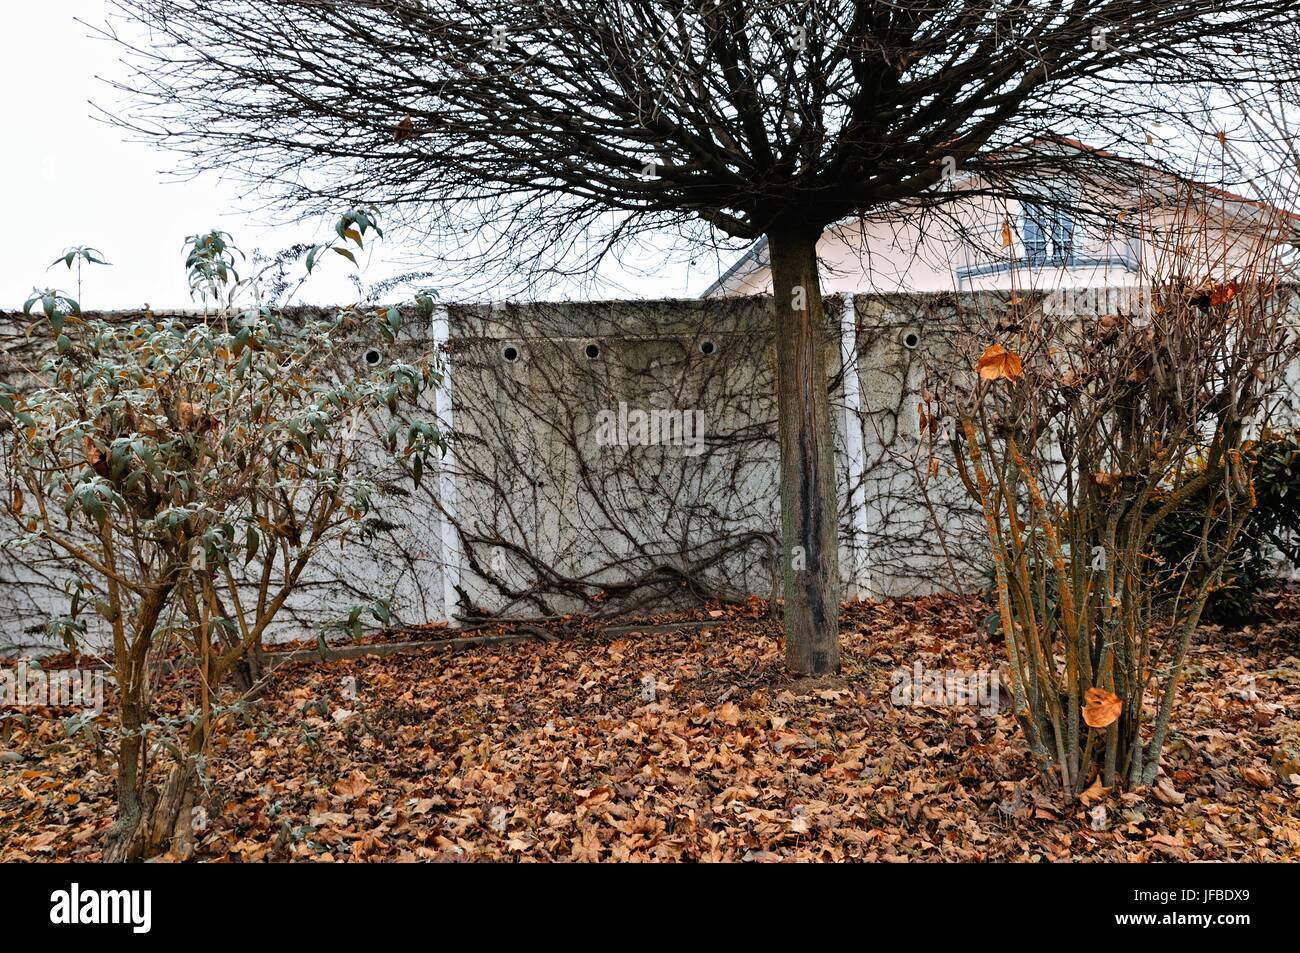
[1022,196,1075,265]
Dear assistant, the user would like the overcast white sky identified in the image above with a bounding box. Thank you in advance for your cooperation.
[0,2,713,311]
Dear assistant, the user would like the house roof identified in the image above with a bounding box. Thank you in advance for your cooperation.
[1028,135,1300,224]
[702,236,769,298]
[702,136,1300,297]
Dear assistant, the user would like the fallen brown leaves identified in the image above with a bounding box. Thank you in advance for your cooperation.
[3,593,1299,862]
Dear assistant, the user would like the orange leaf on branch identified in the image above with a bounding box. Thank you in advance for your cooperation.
[1209,281,1238,307]
[1083,688,1122,728]
[177,401,216,434]
[1089,471,1122,491]
[976,344,1023,382]
[82,436,109,477]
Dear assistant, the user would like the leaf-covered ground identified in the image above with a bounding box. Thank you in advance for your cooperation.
[3,593,1299,861]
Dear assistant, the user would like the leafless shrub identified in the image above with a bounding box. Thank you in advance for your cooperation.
[935,189,1298,796]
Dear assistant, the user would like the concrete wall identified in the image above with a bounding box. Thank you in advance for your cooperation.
[2,289,1294,655]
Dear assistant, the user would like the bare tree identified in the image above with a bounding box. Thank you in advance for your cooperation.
[104,0,1300,674]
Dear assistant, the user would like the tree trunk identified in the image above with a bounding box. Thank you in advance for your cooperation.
[103,698,146,863]
[104,757,198,862]
[766,226,841,675]
[104,699,204,863]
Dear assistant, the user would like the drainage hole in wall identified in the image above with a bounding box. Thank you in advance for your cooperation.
[501,344,520,362]
[699,338,717,356]
[363,348,383,367]
[585,342,601,359]
[901,330,921,350]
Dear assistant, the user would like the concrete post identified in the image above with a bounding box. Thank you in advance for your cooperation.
[430,305,463,625]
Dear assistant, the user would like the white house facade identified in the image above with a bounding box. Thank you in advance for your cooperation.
[704,146,1296,298]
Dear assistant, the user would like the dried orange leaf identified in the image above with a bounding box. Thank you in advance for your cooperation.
[1089,471,1122,491]
[1209,280,1238,307]
[1078,776,1109,805]
[177,400,216,433]
[1240,766,1274,789]
[1083,688,1122,729]
[82,435,110,477]
[976,344,1023,381]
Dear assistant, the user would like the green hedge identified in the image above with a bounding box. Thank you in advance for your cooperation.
[1150,428,1300,623]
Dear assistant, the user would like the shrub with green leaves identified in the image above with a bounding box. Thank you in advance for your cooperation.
[1250,428,1300,566]
[1149,428,1300,624]
[1,217,442,861]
